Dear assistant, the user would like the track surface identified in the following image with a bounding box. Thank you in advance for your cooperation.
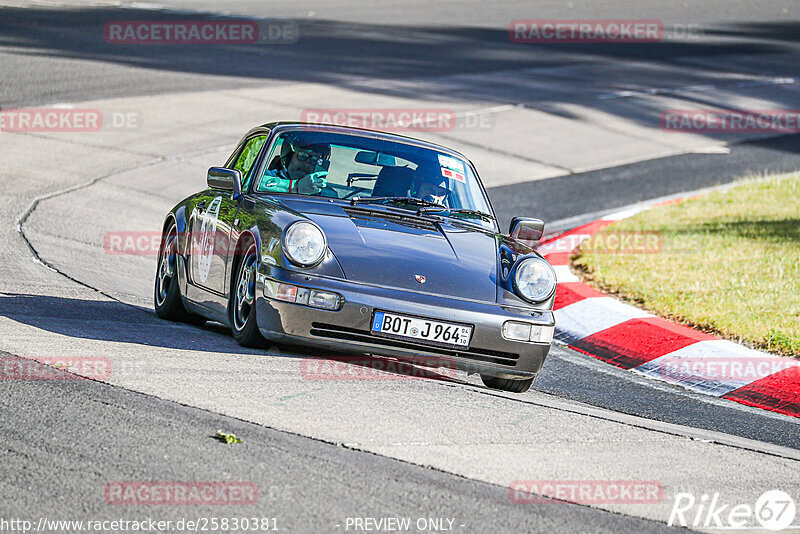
[1,1,799,532]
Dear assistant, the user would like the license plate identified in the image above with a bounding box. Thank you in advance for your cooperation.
[371,311,472,347]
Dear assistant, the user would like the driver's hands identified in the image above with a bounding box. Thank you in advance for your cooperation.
[296,171,328,195]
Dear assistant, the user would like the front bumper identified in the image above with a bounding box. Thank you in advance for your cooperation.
[255,267,553,379]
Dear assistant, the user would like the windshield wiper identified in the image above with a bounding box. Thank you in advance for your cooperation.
[350,197,493,222]
[417,207,495,221]
[350,196,445,209]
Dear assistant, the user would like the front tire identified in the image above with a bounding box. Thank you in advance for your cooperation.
[230,242,267,347]
[154,224,205,324]
[480,374,535,393]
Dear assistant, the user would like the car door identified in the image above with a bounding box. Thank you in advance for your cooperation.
[189,192,236,295]
[189,134,267,295]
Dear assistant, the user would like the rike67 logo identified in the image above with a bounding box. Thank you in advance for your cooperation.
[669,490,797,531]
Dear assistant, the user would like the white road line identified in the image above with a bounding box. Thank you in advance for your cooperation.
[598,76,798,100]
[552,265,579,283]
[601,206,646,221]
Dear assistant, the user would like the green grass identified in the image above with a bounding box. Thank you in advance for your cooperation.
[571,173,800,357]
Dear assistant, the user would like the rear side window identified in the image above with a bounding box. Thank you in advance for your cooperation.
[232,135,267,191]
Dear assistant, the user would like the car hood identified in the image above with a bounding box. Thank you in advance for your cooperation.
[286,201,499,301]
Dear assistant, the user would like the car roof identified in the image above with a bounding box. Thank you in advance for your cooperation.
[243,121,470,161]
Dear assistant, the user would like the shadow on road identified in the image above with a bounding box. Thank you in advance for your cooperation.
[0,292,464,384]
[1,6,799,139]
[0,292,265,353]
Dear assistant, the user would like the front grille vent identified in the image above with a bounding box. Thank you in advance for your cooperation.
[343,207,439,231]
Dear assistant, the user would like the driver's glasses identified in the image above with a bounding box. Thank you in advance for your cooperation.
[295,149,326,166]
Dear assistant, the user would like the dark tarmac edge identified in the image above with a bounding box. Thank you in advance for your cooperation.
[489,133,800,229]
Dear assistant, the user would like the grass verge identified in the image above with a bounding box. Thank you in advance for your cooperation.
[571,173,800,357]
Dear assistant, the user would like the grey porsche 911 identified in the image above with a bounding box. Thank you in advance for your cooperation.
[154,122,556,392]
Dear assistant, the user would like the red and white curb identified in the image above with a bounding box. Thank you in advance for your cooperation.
[537,207,800,418]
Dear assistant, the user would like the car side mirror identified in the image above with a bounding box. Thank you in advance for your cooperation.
[207,167,242,195]
[509,217,545,243]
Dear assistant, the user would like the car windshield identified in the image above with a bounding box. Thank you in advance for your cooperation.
[253,130,493,225]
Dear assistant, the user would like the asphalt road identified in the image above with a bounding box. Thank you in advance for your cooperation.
[3,1,800,111]
[2,351,678,533]
[1,1,799,532]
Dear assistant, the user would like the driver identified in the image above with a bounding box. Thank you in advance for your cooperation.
[411,172,450,205]
[260,138,330,195]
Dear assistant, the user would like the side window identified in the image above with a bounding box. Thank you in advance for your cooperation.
[232,135,267,191]
[254,137,286,192]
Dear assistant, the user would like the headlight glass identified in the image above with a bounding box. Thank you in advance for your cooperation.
[513,257,556,303]
[283,221,326,266]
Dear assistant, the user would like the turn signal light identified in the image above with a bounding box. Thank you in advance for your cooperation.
[267,282,342,311]
[502,321,554,343]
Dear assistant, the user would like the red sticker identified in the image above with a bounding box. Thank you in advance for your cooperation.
[441,167,466,183]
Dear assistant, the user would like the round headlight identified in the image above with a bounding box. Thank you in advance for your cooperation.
[283,221,327,266]
[513,256,556,303]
